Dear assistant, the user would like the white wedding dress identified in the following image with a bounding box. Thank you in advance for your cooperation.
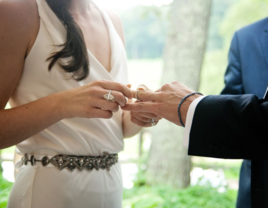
[7,0,128,207]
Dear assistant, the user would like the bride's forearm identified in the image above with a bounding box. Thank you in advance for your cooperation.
[0,93,66,149]
[122,111,143,138]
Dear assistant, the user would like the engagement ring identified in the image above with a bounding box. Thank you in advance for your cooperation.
[150,118,156,126]
[104,90,115,101]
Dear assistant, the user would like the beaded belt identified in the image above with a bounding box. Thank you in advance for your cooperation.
[21,153,118,171]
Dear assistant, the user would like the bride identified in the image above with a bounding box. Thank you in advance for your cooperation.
[0,0,161,207]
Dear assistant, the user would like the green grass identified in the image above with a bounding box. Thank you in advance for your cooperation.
[224,167,240,180]
[0,174,13,208]
[123,185,237,208]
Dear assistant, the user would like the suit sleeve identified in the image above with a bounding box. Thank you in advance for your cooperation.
[188,95,268,159]
[221,32,244,95]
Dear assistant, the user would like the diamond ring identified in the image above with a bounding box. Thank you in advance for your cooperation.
[103,90,115,101]
[150,118,156,126]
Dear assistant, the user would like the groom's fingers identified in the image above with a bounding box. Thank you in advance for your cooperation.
[131,90,160,102]
[122,102,157,113]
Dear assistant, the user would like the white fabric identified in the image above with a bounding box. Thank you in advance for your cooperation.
[183,96,206,147]
[7,0,128,207]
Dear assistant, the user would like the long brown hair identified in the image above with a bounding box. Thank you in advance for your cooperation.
[45,0,89,81]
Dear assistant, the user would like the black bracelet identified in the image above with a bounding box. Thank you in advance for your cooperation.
[178,92,203,127]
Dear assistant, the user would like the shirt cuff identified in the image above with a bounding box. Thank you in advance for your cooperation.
[183,96,206,147]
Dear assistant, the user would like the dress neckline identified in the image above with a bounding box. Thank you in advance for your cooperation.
[87,1,115,75]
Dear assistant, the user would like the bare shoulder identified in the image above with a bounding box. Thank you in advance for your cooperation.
[0,0,39,53]
[0,0,39,109]
[0,0,37,23]
[104,8,125,44]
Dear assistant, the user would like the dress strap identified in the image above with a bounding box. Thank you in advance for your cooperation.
[36,0,66,50]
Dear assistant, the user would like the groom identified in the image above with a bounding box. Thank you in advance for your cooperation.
[220,17,268,208]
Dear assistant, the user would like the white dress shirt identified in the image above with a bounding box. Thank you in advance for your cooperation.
[183,96,206,147]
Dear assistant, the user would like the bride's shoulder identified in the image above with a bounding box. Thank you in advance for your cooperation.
[0,0,39,55]
[104,8,125,45]
[0,0,36,17]
[0,0,38,34]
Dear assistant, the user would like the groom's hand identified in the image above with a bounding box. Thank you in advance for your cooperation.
[122,81,202,126]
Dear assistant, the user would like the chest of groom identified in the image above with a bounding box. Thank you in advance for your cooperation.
[227,17,268,208]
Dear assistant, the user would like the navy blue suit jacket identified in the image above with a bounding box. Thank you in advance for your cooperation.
[188,18,268,207]
[222,17,268,97]
[221,17,268,208]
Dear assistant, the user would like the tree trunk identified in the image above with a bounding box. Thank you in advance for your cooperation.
[146,0,212,189]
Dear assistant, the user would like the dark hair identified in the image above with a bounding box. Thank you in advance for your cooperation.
[45,0,89,81]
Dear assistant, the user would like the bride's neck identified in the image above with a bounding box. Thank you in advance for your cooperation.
[69,0,92,15]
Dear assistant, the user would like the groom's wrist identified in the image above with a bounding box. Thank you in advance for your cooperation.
[180,94,203,126]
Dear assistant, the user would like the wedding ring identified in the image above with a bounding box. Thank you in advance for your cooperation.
[135,90,141,102]
[150,118,156,126]
[103,90,115,101]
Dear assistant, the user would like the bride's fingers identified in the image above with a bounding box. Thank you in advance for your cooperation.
[99,89,127,106]
[110,91,127,106]
[136,112,161,119]
[131,112,151,123]
[131,112,161,123]
[130,116,158,127]
[94,99,119,112]
[96,80,132,99]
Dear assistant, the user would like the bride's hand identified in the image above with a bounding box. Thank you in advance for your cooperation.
[58,80,132,119]
[130,85,162,127]
[130,105,162,127]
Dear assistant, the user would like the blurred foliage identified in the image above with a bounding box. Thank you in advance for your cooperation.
[123,184,237,208]
[0,173,13,208]
[206,0,237,50]
[199,50,227,95]
[192,158,241,180]
[220,0,268,49]
[224,167,240,180]
[121,0,237,59]
[1,146,15,154]
[121,6,169,59]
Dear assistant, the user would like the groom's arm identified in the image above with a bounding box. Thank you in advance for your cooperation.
[123,82,268,159]
[188,94,268,160]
